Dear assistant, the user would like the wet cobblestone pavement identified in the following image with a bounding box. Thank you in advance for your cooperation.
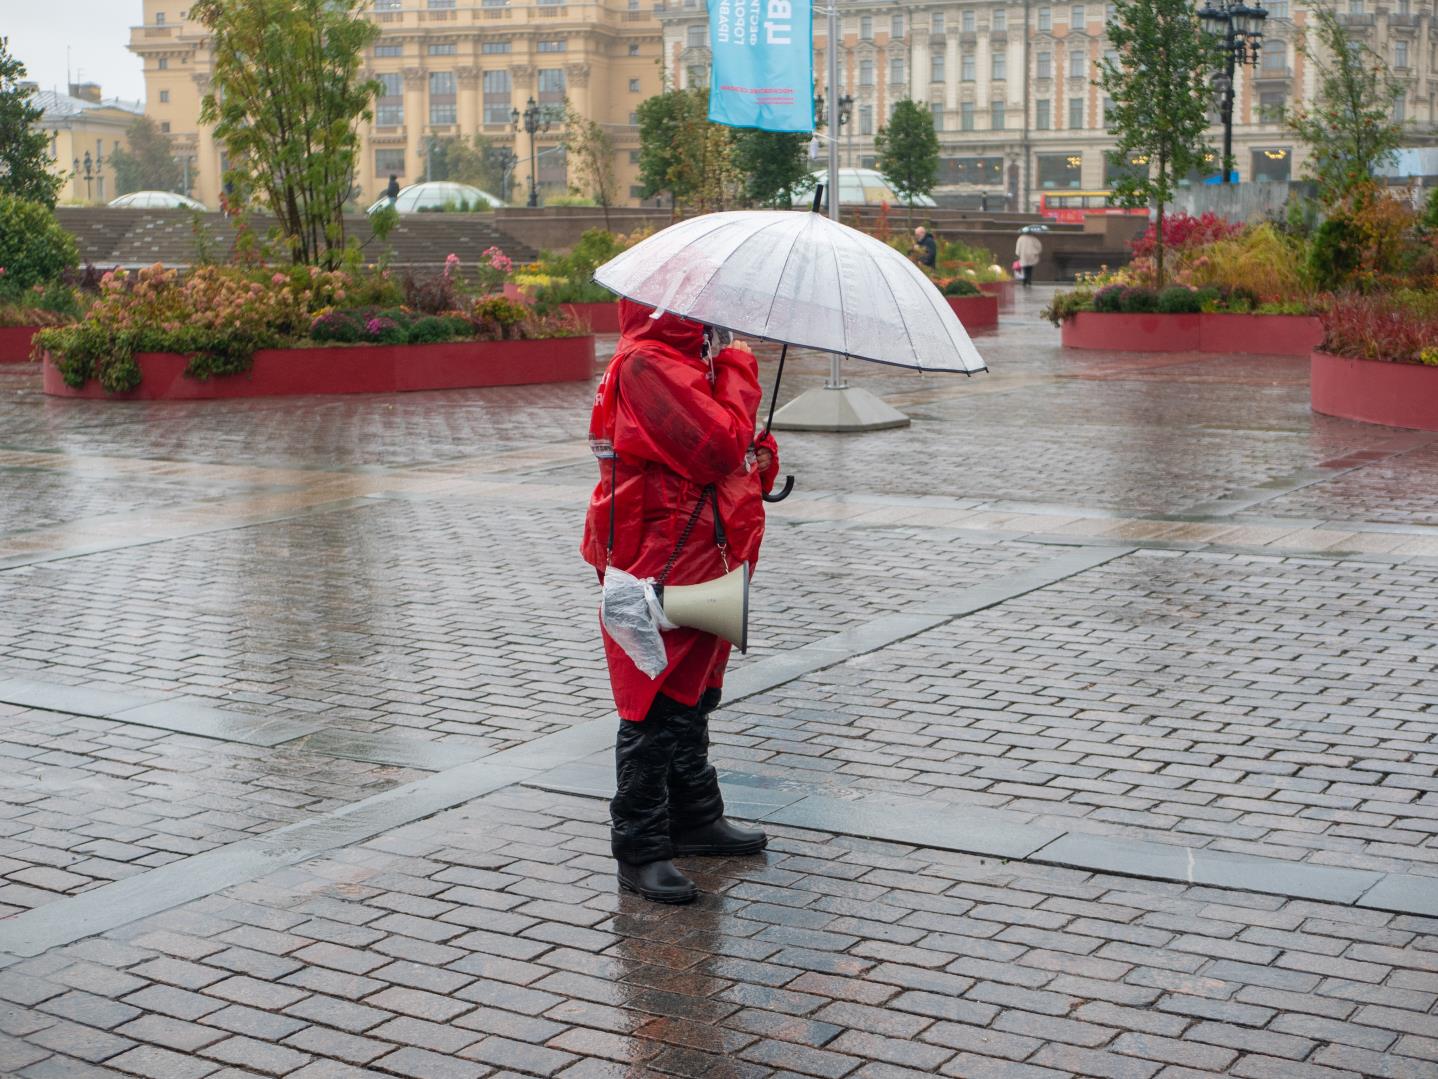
[2,288,1437,1077]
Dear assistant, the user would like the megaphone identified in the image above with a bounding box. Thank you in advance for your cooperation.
[655,565,749,653]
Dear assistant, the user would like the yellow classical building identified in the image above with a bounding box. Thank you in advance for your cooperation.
[30,84,144,205]
[127,0,663,209]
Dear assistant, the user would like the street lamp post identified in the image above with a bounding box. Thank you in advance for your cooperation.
[510,97,550,208]
[494,147,518,204]
[73,151,103,203]
[1198,1,1268,183]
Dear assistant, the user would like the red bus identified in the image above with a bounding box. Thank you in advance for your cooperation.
[1038,191,1149,224]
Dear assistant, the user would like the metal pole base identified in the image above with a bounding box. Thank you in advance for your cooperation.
[770,385,911,433]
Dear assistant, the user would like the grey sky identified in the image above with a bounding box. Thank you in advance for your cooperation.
[5,1,147,103]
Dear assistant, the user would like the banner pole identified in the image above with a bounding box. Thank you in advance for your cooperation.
[825,4,844,391]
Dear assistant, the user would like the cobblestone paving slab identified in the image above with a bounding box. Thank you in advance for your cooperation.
[0,497,1053,749]
[1256,442,1438,527]
[2,788,1437,1079]
[0,704,422,914]
[718,548,1438,880]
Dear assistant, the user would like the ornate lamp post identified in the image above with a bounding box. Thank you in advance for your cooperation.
[1198,1,1268,183]
[510,97,550,208]
[814,92,855,168]
[73,151,103,203]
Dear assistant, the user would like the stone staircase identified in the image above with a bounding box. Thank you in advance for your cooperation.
[55,208,536,270]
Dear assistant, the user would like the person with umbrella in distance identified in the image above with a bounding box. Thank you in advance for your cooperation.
[1016,227,1043,288]
[581,300,782,904]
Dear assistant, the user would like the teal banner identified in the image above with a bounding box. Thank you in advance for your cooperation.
[707,0,814,133]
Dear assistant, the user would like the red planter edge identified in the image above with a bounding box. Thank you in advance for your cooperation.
[42,336,597,400]
[1310,350,1438,433]
[0,326,41,364]
[978,280,1016,310]
[560,302,622,334]
[945,294,1000,330]
[1061,311,1323,356]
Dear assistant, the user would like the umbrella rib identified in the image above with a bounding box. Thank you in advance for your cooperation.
[760,220,808,332]
[685,215,796,322]
[870,250,919,365]
[825,222,851,358]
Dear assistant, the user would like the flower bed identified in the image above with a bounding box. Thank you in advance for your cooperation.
[560,302,622,334]
[0,326,40,363]
[1061,311,1323,356]
[42,336,596,400]
[946,294,999,330]
[1311,351,1438,432]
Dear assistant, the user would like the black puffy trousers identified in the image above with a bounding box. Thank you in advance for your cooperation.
[610,688,726,864]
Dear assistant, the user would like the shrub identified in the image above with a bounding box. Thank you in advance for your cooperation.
[471,296,531,340]
[1308,217,1362,292]
[408,315,456,344]
[1041,289,1094,326]
[364,315,408,344]
[1320,293,1438,365]
[1093,285,1125,313]
[533,278,616,306]
[1156,285,1201,314]
[1195,286,1222,312]
[403,262,463,314]
[1130,211,1242,260]
[1182,224,1310,303]
[1118,287,1159,313]
[942,278,981,296]
[0,195,78,292]
[310,311,363,343]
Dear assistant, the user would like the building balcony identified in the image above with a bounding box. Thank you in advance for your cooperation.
[1253,66,1292,83]
[1387,13,1420,27]
[1335,12,1374,26]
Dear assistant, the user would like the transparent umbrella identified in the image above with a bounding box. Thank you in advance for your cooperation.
[594,207,987,375]
[594,204,989,501]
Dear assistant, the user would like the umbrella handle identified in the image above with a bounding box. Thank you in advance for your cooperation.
[763,475,795,503]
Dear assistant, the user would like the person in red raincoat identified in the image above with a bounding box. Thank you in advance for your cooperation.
[582,298,780,903]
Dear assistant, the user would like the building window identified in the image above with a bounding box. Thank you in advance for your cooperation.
[941,156,1003,183]
[1036,98,1051,129]
[429,43,458,55]
[375,44,403,57]
[537,40,566,52]
[1258,90,1284,121]
[931,102,944,130]
[860,59,874,86]
[1038,6,1051,30]
[890,58,904,85]
[629,78,641,92]
[483,69,511,123]
[1395,40,1408,68]
[932,12,944,32]
[429,0,456,7]
[377,72,404,125]
[931,50,945,81]
[159,90,170,103]
[962,53,975,80]
[160,121,171,133]
[1037,51,1051,78]
[538,66,566,104]
[687,65,709,86]
[891,13,903,37]
[155,11,166,24]
[1104,151,1147,185]
[482,41,511,54]
[1070,4,1084,26]
[993,8,1006,30]
[860,15,873,38]
[429,71,456,124]
[629,149,641,163]
[1038,152,1082,188]
[962,9,976,31]
[1394,94,1406,122]
[992,100,1005,129]
[1069,50,1085,78]
[1348,0,1362,12]
[1252,147,1290,182]
[375,0,402,8]
[687,24,704,47]
[859,104,873,134]
[158,57,169,70]
[629,111,638,124]
[1261,42,1285,70]
[376,148,405,177]
[960,101,975,130]
[992,51,1006,80]
[1068,97,1084,128]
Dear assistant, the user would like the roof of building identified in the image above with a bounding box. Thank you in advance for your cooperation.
[31,89,145,121]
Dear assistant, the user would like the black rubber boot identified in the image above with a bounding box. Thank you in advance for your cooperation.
[669,688,768,857]
[617,858,698,903]
[612,695,697,902]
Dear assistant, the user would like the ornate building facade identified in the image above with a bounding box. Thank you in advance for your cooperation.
[128,0,662,208]
[662,0,1438,209]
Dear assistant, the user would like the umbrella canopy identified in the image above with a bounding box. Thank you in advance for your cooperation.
[593,210,986,374]
[108,190,207,210]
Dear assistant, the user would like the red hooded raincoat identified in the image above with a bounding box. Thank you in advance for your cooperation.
[582,299,778,722]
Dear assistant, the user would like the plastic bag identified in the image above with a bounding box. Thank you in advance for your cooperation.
[601,567,676,678]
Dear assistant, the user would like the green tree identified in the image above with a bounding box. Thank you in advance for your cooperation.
[1285,4,1405,204]
[429,134,508,196]
[109,115,184,196]
[732,130,814,208]
[191,0,380,266]
[0,193,77,292]
[874,100,939,226]
[563,106,618,228]
[636,86,739,214]
[1098,0,1214,286]
[0,37,61,207]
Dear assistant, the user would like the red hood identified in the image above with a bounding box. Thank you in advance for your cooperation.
[618,298,705,357]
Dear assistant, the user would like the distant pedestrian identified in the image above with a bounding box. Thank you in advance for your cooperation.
[385,174,401,203]
[1016,229,1042,287]
[913,225,938,269]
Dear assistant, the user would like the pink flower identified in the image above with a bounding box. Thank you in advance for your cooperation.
[272,273,287,285]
